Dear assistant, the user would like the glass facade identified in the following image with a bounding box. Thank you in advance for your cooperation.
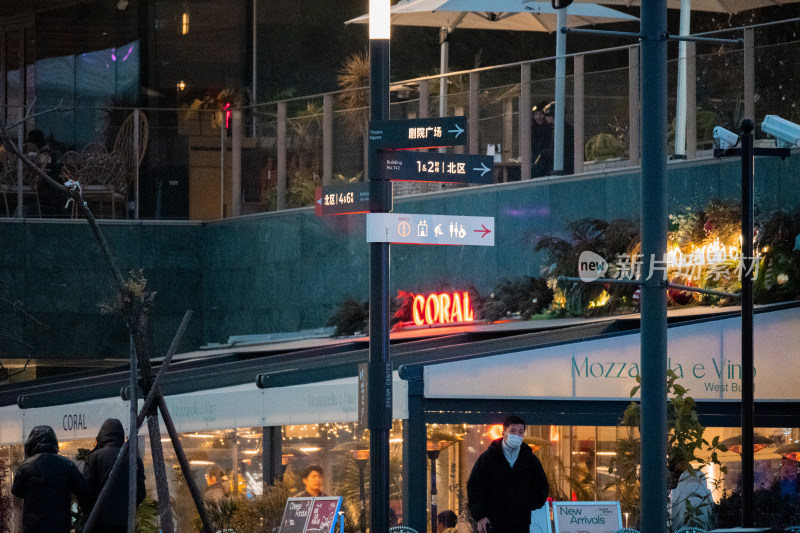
[3,420,800,532]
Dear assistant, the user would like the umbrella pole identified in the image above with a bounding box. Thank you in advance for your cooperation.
[554,7,567,174]
[439,28,449,119]
[674,0,691,159]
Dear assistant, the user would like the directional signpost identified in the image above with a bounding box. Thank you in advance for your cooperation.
[379,151,494,184]
[316,182,374,216]
[368,116,466,149]
[367,213,494,246]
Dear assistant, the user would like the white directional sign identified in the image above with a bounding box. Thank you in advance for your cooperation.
[367,213,494,246]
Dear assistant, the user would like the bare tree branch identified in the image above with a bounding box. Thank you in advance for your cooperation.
[0,297,43,326]
[3,98,77,130]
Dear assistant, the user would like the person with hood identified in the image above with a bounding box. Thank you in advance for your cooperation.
[467,415,549,533]
[11,425,91,533]
[83,418,146,533]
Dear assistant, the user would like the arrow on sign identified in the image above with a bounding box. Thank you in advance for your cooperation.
[448,123,465,138]
[472,162,491,177]
[474,224,492,238]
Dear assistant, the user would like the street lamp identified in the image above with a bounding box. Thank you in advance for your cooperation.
[333,439,371,532]
[368,2,392,533]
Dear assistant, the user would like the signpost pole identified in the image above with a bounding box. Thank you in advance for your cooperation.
[639,1,669,533]
[740,119,755,527]
[368,3,392,533]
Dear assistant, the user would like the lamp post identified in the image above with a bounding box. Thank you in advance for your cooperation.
[368,3,392,533]
[333,440,370,532]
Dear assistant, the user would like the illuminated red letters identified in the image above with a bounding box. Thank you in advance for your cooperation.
[412,291,474,326]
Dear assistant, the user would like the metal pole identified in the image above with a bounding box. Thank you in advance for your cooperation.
[429,451,439,532]
[439,28,448,118]
[674,0,691,159]
[629,46,640,167]
[127,335,138,533]
[16,108,23,217]
[368,32,392,533]
[573,54,584,175]
[134,109,140,219]
[554,7,567,173]
[232,110,242,217]
[740,118,755,527]
[520,63,531,181]
[220,112,225,218]
[639,0,669,532]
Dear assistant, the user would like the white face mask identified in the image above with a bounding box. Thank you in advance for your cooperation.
[505,433,523,449]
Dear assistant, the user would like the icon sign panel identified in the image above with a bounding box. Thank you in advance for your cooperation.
[367,213,494,246]
[379,151,494,184]
[368,117,467,149]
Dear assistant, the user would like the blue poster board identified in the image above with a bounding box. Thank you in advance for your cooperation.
[530,502,552,533]
[552,501,622,533]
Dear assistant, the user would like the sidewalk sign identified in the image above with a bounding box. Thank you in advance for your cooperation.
[306,497,343,533]
[279,497,343,533]
[552,501,622,533]
[530,502,552,533]
[279,497,314,533]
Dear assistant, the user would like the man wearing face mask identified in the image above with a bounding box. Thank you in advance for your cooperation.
[467,415,549,533]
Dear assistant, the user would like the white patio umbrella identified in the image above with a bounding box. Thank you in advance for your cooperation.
[346,0,637,170]
[569,0,799,157]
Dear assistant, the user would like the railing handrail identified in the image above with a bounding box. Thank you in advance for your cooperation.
[242,17,800,111]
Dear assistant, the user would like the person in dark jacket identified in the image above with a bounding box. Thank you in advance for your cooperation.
[531,101,553,178]
[83,418,146,533]
[467,415,549,533]
[11,425,92,533]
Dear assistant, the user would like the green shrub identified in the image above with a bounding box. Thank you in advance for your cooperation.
[584,133,625,161]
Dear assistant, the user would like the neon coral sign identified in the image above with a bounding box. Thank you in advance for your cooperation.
[411,292,474,326]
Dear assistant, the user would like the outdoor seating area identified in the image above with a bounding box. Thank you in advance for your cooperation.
[0,110,149,219]
[0,144,47,217]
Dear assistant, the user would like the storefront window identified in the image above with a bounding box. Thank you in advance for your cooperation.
[425,423,800,531]
[3,422,800,531]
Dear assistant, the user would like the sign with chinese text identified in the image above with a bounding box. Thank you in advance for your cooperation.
[551,501,622,533]
[379,151,494,184]
[315,182,373,216]
[306,497,342,533]
[368,117,467,149]
[367,213,494,246]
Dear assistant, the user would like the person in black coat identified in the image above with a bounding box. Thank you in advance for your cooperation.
[531,101,553,178]
[11,425,92,533]
[83,418,146,533]
[467,415,549,533]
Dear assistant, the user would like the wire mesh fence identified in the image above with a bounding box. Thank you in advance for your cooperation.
[2,19,798,221]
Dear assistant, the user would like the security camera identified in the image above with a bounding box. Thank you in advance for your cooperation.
[713,126,739,150]
[761,115,800,149]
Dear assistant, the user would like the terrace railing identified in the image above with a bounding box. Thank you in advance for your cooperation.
[1,18,797,220]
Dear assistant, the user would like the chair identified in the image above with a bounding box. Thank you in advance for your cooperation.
[0,147,45,217]
[75,155,124,218]
[110,109,149,218]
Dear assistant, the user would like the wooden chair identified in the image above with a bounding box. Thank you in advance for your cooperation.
[110,110,149,218]
[76,154,124,218]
